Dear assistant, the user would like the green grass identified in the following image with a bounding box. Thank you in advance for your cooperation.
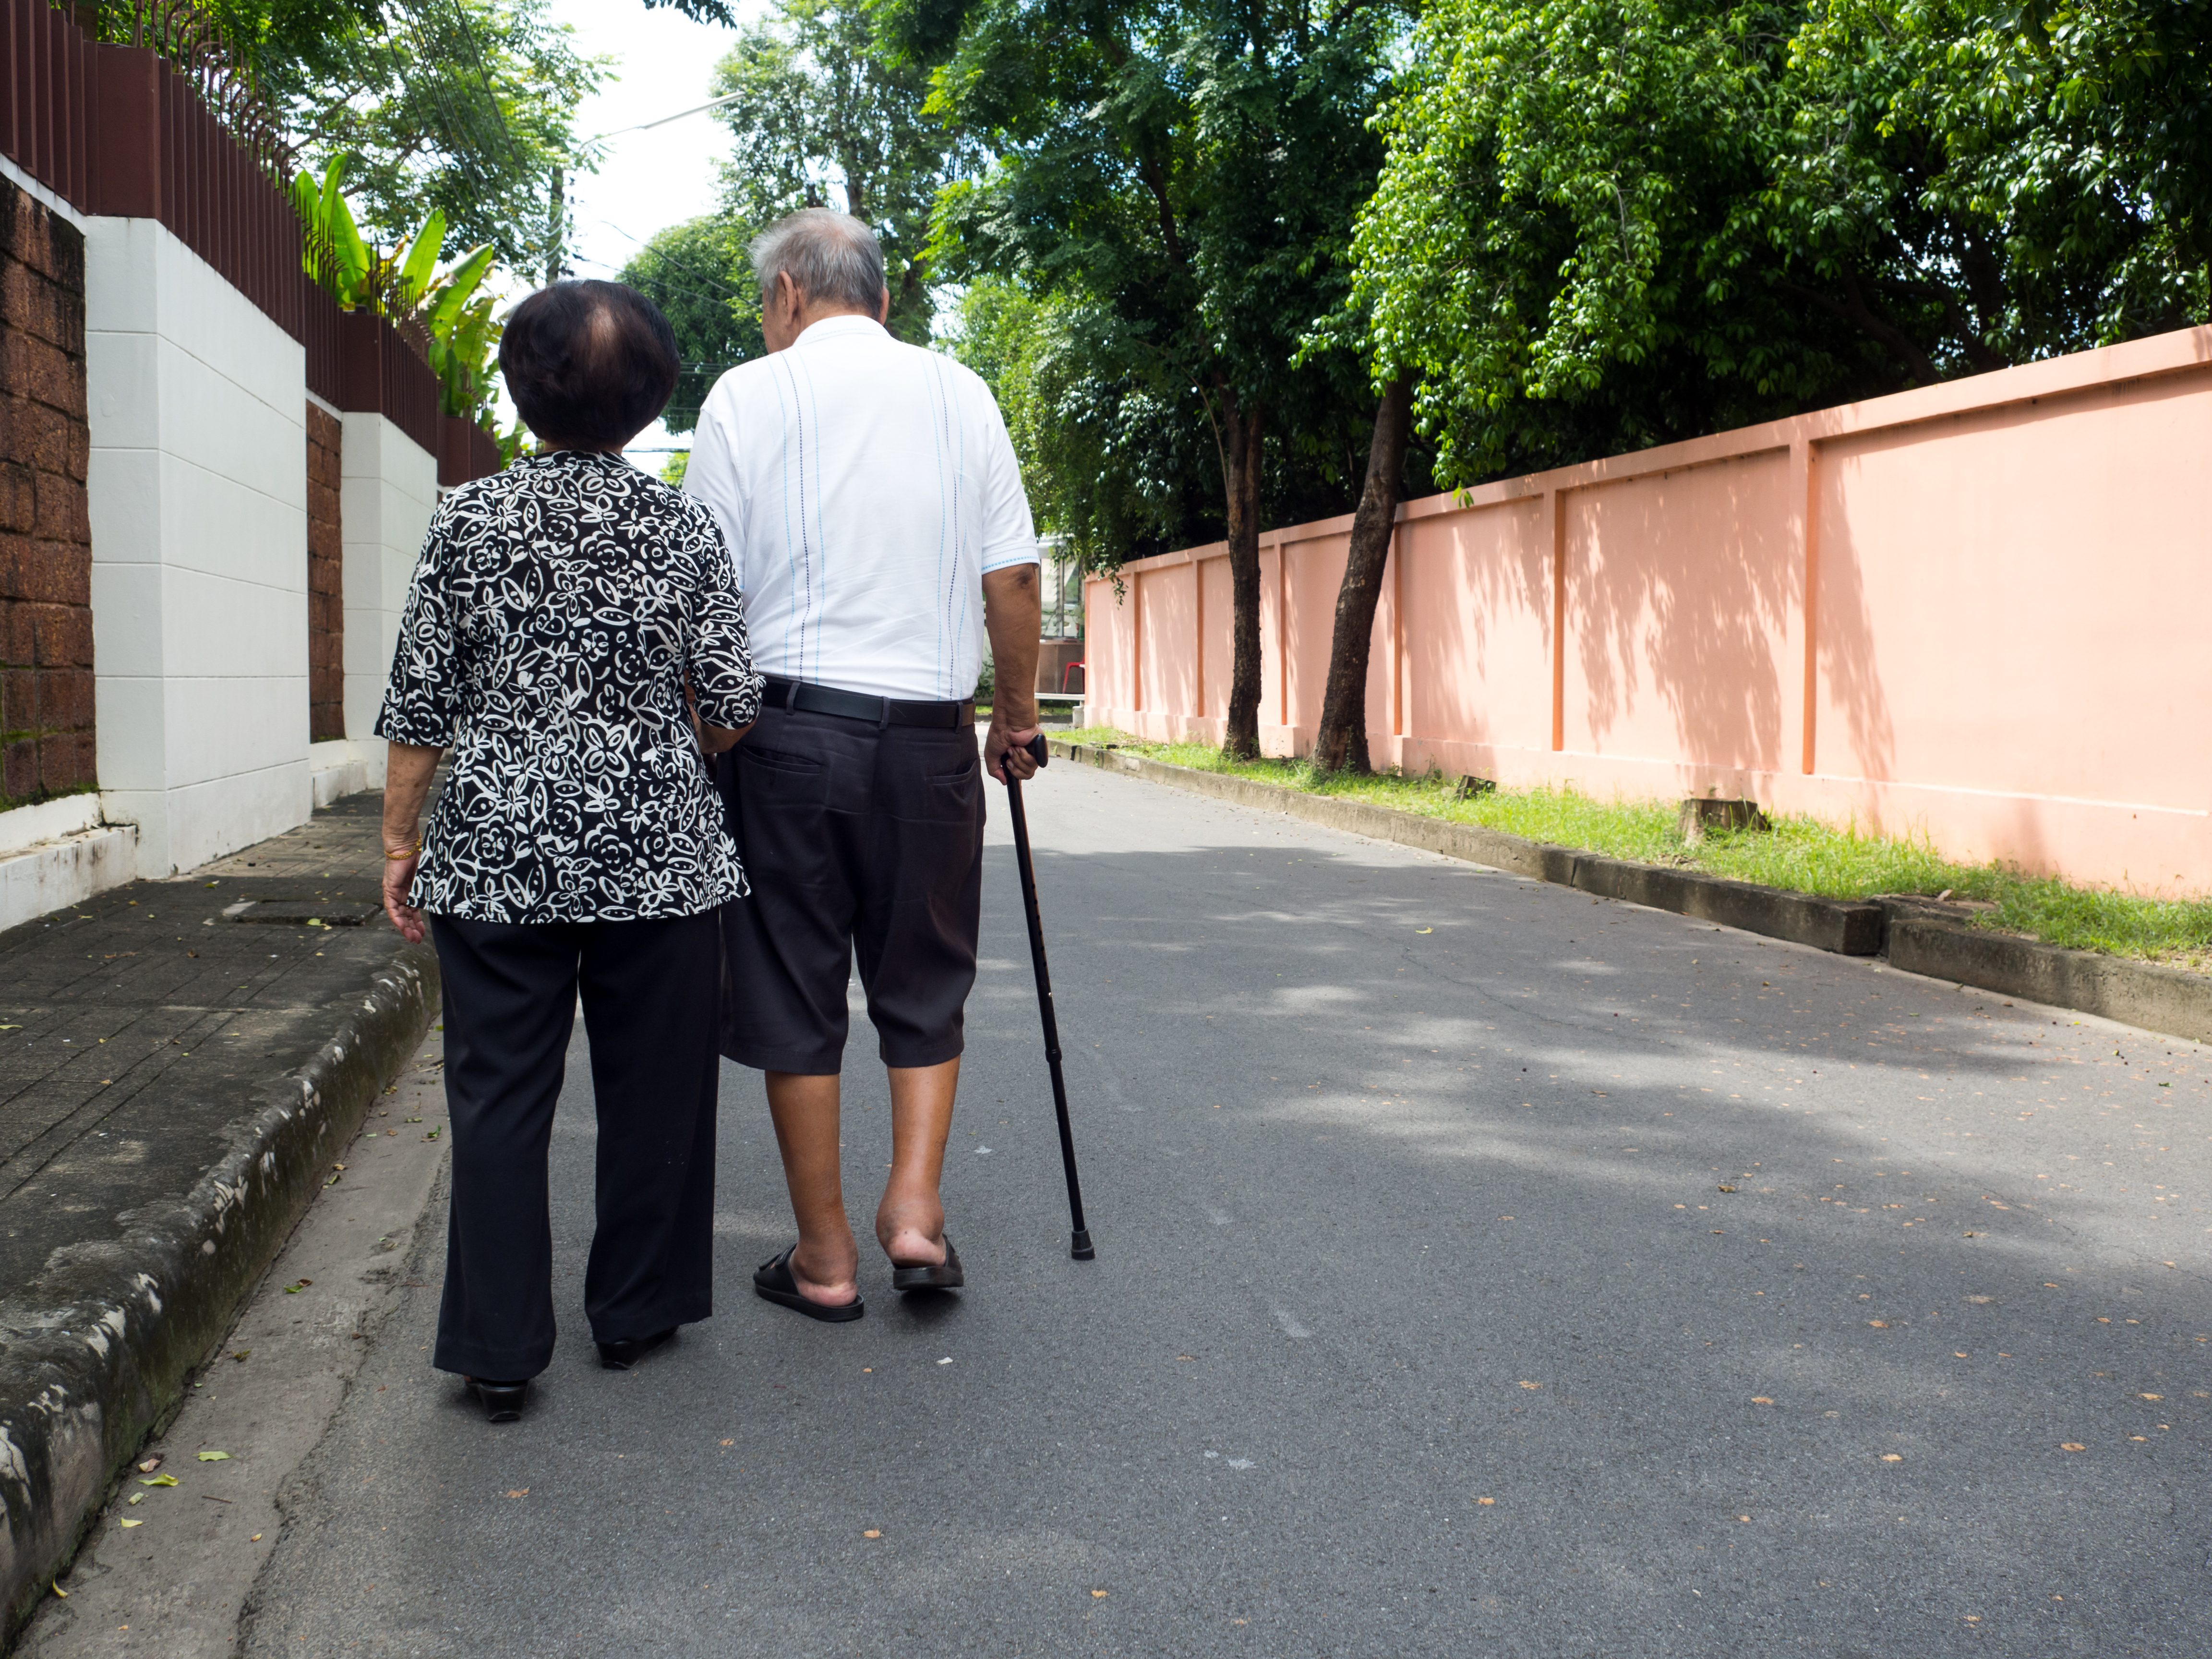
[1060,729,2212,970]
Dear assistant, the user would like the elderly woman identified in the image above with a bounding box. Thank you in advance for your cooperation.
[375,281,762,1423]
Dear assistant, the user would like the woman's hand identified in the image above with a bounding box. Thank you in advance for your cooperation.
[383,848,426,943]
[380,742,444,945]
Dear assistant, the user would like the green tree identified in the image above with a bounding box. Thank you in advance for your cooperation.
[708,0,966,342]
[949,278,1224,572]
[1351,0,2212,490]
[121,0,604,276]
[620,215,765,433]
[903,0,1406,757]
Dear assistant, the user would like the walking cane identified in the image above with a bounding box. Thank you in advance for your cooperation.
[1002,733,1095,1260]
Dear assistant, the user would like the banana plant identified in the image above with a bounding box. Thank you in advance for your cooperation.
[293,160,505,427]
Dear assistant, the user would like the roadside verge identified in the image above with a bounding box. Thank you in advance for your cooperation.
[1051,739,2212,1045]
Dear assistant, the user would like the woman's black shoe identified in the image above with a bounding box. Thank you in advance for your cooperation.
[465,1377,529,1422]
[597,1327,676,1370]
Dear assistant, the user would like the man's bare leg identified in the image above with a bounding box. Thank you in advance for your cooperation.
[877,1058,958,1267]
[764,1071,859,1305]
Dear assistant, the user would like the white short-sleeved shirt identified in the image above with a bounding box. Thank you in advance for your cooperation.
[683,315,1038,703]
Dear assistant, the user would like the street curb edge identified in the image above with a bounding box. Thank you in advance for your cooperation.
[0,938,440,1647]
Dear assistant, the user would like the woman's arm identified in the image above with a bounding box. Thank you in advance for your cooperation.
[380,743,443,943]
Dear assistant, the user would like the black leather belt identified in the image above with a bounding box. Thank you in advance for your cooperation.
[761,676,974,730]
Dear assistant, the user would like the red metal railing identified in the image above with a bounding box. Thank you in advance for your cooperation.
[0,0,88,204]
[438,415,503,488]
[89,41,303,338]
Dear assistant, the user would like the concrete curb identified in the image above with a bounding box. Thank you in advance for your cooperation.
[0,940,438,1642]
[1887,919,2212,1045]
[1052,740,2211,1043]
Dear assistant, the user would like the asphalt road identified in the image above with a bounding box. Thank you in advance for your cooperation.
[238,760,2212,1658]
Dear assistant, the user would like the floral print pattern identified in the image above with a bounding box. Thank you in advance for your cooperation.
[376,449,763,923]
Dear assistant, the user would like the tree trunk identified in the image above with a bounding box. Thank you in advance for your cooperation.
[1219,391,1266,760]
[1311,375,1415,775]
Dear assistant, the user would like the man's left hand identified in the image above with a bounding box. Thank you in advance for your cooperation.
[986,721,1042,784]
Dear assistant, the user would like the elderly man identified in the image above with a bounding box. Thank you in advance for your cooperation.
[685,208,1042,1320]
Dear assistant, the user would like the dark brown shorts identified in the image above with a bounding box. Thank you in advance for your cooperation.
[714,703,985,1073]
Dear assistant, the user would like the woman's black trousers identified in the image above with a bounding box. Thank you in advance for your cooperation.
[427,910,721,1381]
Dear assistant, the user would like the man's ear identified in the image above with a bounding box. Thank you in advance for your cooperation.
[877,285,890,325]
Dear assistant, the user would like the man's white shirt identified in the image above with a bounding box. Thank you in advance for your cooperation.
[683,315,1038,703]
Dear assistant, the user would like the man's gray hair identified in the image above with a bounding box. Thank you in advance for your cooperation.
[750,209,886,313]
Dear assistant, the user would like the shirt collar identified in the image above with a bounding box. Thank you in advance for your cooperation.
[793,313,888,347]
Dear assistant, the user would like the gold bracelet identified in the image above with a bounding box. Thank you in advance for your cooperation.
[383,840,421,861]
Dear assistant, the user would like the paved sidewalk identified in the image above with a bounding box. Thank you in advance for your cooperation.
[0,793,395,1295]
[0,791,435,1640]
[171,758,2212,1658]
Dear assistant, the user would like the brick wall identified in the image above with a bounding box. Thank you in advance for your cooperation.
[306,402,343,741]
[0,174,93,809]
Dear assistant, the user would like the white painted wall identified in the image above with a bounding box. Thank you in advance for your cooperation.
[84,216,311,875]
[340,413,437,743]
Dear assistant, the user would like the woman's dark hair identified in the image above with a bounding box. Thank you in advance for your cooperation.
[499,280,679,447]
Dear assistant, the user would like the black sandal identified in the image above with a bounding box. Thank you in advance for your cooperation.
[753,1245,865,1322]
[891,1234,964,1292]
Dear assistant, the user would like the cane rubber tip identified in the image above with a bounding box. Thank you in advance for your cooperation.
[1070,1229,1095,1261]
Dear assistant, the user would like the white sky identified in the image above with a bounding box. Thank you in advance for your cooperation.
[494,0,765,461]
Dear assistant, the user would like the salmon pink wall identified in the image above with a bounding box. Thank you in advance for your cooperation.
[1081,325,2212,893]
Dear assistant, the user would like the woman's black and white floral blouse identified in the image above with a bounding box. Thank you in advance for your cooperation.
[375,450,763,923]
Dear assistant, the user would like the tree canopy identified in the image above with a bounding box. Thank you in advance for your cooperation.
[1351,0,2212,486]
[182,0,603,275]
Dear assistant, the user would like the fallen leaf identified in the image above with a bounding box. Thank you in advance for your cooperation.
[251,1533,263,1542]
[1717,1185,1738,1193]
[1751,1397,1773,1405]
[137,1457,162,1473]
[1867,1321,1888,1328]
[1518,1381,1542,1390]
[232,1348,251,1363]
[2141,1394,2164,1401]
[197,1451,230,1462]
[1091,1590,1108,1599]
[140,1475,178,1487]
[505,1489,529,1499]
[1415,927,1432,935]
[2059,1443,2086,1453]
[863,1529,881,1539]
[49,1583,65,1599]
[1880,1454,1903,1463]
[1737,1515,1751,1523]
[1477,1497,1495,1506]
[720,1439,734,1447]
[119,1518,142,1529]
[126,1494,143,1506]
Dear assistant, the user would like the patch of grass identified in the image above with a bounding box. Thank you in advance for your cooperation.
[1058,729,2212,969]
